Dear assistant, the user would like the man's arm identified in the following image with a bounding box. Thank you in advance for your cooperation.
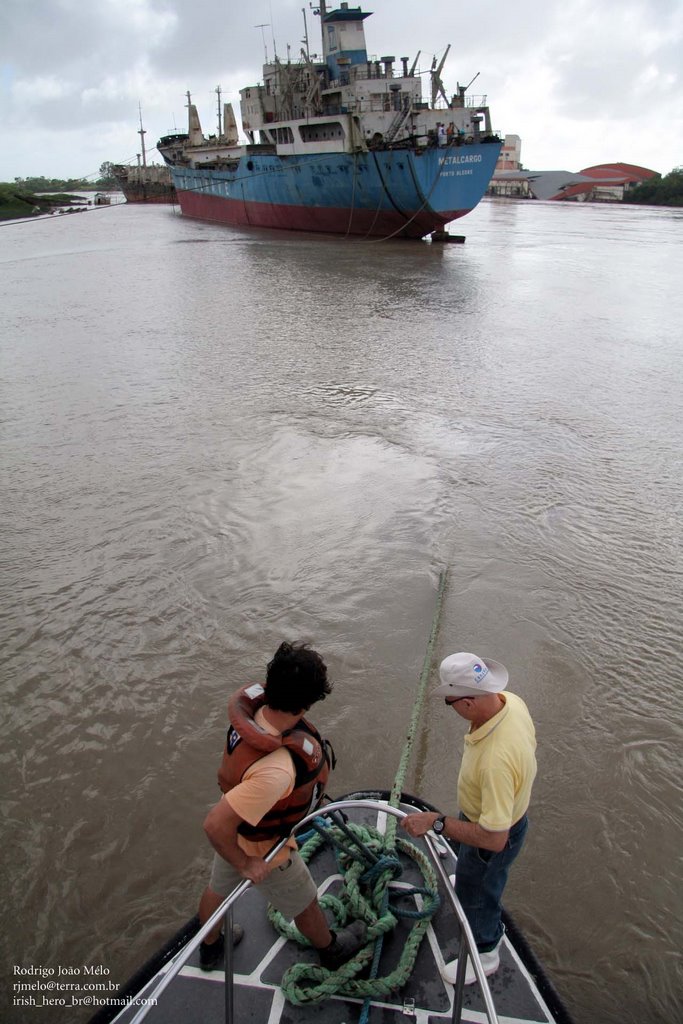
[401,811,509,852]
[203,797,274,884]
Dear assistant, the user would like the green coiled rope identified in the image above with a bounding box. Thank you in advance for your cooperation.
[270,569,449,1007]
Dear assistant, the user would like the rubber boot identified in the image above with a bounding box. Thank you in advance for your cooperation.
[199,924,245,972]
[318,921,367,970]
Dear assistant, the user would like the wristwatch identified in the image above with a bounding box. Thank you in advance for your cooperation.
[432,815,446,835]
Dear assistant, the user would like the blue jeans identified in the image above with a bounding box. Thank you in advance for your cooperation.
[453,813,529,952]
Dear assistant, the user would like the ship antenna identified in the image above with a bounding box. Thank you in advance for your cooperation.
[255,23,269,62]
[269,1,278,59]
[137,103,147,168]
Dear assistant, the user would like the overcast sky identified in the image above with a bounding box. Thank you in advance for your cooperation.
[1,0,681,181]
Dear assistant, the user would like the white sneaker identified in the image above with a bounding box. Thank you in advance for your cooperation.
[440,944,500,986]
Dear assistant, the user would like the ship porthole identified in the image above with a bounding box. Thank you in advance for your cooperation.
[247,160,254,171]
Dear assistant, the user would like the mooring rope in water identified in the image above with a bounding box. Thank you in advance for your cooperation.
[271,569,450,1007]
[388,568,449,816]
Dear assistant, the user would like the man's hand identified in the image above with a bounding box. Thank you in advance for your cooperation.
[239,855,273,885]
[401,812,440,838]
[204,796,273,879]
[402,810,510,852]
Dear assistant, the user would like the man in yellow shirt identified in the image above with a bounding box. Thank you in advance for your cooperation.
[198,641,366,972]
[401,651,537,986]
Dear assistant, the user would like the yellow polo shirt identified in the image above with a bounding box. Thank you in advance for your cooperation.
[457,692,537,832]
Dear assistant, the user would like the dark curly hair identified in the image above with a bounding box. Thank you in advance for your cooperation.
[264,641,331,714]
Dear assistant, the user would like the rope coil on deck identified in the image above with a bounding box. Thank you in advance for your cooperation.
[269,570,449,1006]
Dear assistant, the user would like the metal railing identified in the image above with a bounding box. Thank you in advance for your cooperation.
[127,799,499,1024]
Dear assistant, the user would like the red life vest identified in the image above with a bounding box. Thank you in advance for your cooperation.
[217,683,333,841]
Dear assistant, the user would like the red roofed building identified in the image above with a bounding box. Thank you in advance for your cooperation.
[562,163,658,201]
[488,143,658,201]
[580,162,657,180]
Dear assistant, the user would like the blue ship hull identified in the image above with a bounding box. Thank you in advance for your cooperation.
[171,141,500,239]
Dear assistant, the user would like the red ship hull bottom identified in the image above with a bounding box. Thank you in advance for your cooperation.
[176,189,466,240]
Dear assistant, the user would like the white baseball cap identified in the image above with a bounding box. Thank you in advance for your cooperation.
[433,652,508,700]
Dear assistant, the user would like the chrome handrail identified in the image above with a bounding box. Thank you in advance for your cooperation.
[127,798,499,1024]
[125,840,287,1024]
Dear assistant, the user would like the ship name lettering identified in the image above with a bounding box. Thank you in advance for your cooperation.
[443,154,483,166]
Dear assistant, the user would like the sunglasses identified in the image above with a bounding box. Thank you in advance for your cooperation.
[445,695,475,705]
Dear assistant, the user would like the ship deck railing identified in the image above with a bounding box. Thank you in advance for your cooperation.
[127,798,500,1024]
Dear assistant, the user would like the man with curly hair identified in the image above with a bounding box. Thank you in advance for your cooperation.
[198,641,366,972]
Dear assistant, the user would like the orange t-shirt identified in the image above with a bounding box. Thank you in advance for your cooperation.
[223,707,298,864]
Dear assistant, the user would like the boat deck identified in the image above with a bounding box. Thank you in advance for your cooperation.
[102,795,571,1024]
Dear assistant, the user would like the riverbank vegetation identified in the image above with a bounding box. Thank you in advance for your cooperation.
[0,164,119,220]
[627,168,683,206]
[0,184,92,220]
[9,175,91,193]
[10,163,118,193]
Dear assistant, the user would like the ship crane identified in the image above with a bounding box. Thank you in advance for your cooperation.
[430,45,450,107]
[452,72,480,109]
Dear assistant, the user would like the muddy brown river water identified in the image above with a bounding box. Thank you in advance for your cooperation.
[1,198,681,1023]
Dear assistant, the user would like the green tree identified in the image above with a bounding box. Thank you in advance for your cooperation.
[9,175,89,192]
[628,168,683,207]
[98,162,118,188]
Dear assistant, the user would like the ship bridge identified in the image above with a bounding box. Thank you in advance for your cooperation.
[322,3,371,81]
[238,1,495,150]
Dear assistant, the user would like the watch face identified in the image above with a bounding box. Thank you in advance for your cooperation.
[434,817,444,833]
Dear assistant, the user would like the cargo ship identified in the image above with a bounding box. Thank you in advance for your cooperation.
[157,2,501,239]
[111,163,176,204]
[113,108,178,204]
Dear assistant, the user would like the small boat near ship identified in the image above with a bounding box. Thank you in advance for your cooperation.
[157,2,501,239]
[113,108,177,204]
[89,793,574,1024]
[87,575,572,1024]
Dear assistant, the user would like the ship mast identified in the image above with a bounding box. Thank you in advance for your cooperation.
[302,6,310,60]
[317,1,328,57]
[137,103,147,169]
[215,85,222,136]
